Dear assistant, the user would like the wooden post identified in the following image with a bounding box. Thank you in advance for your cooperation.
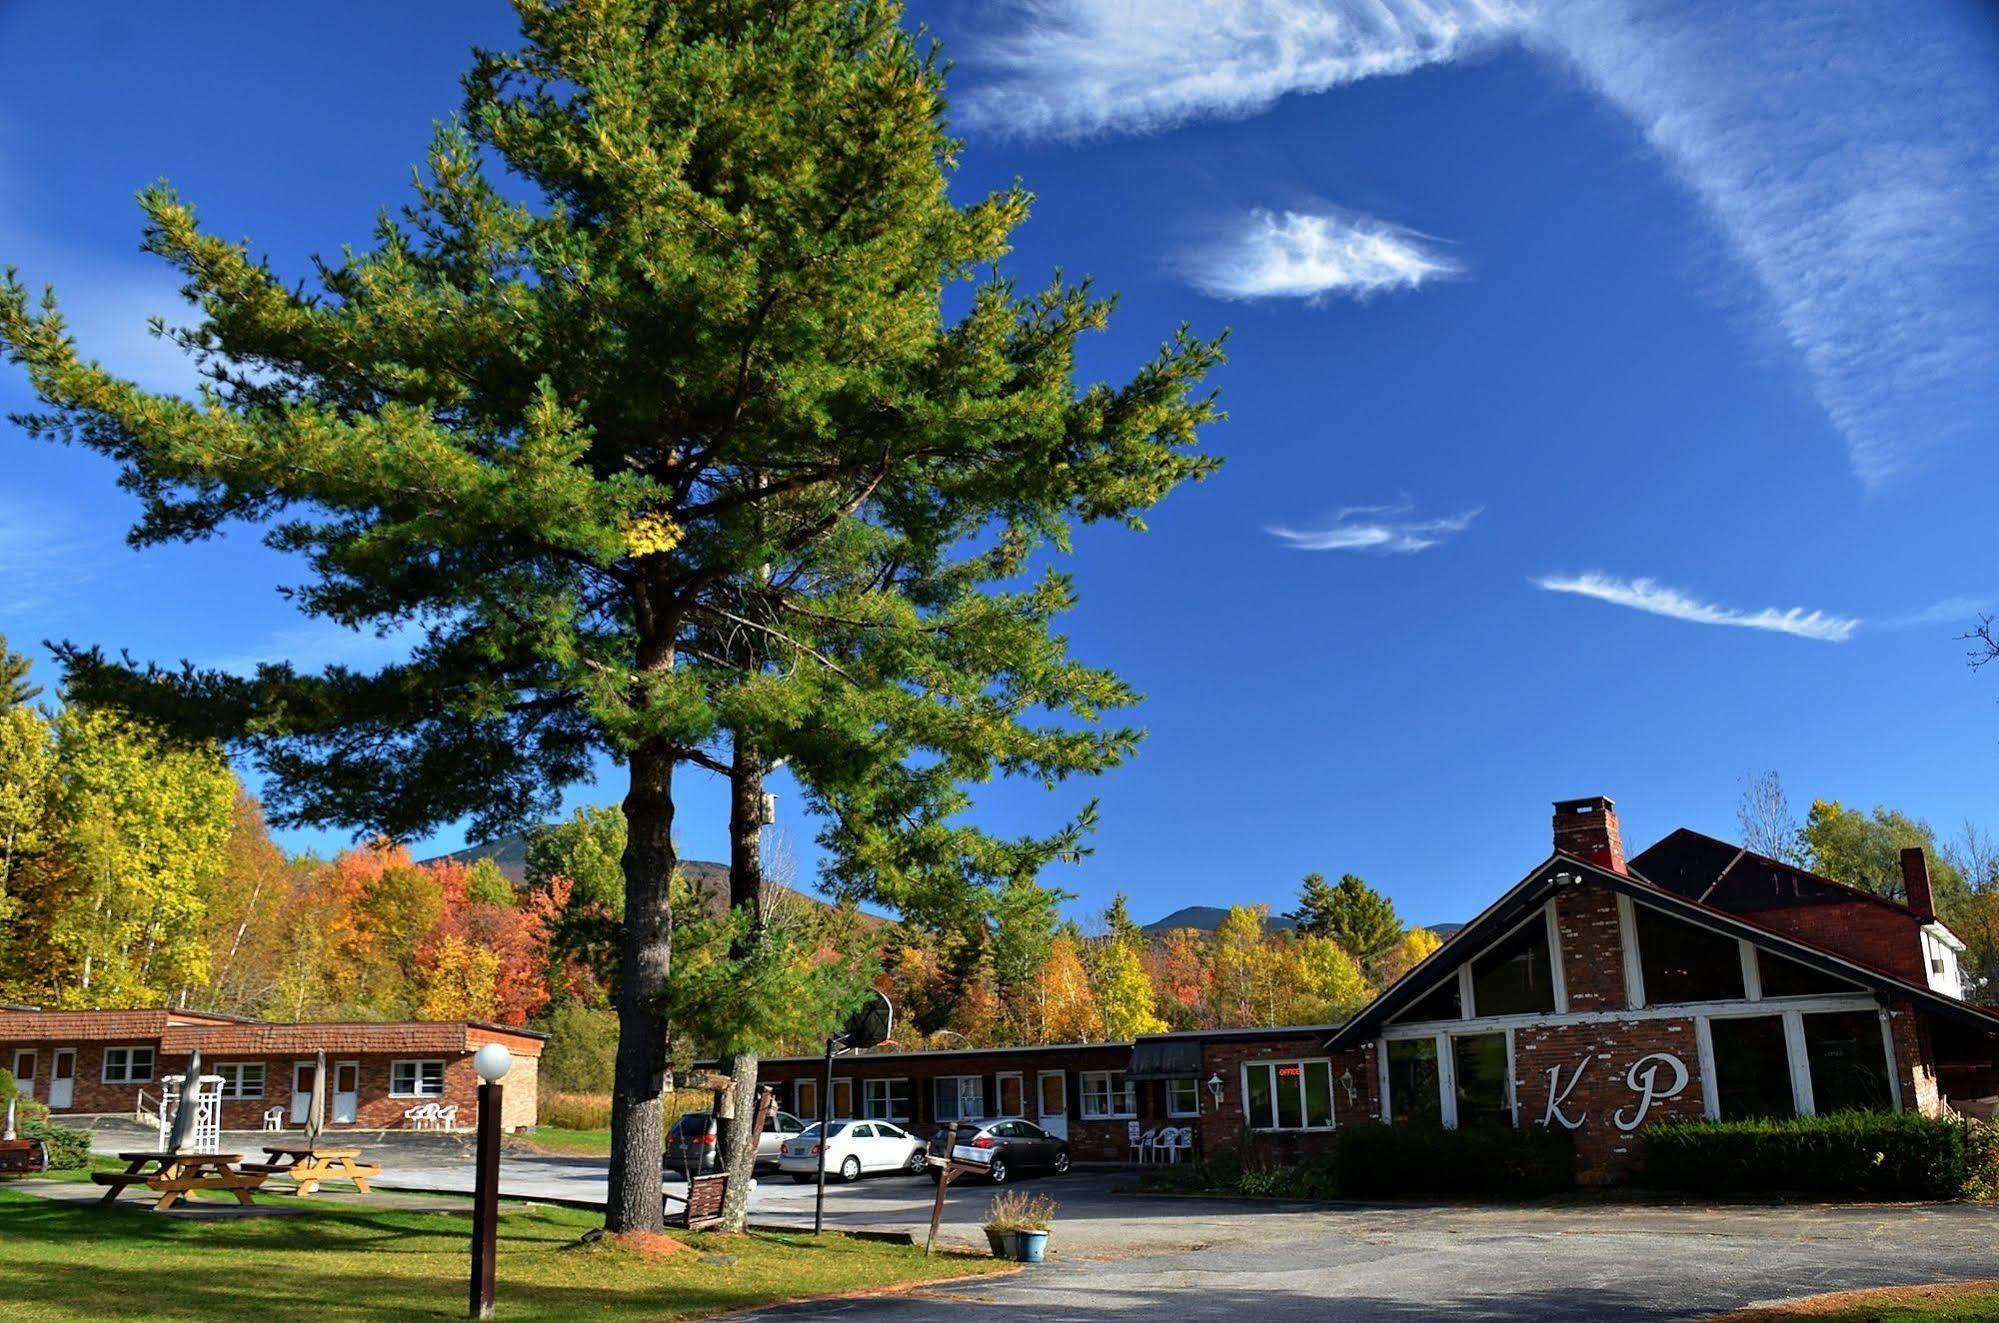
[469,1080,501,1320]
[924,1160,974,1256]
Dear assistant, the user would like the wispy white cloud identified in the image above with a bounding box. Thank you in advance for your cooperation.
[958,2,1999,482]
[1269,502,1481,554]
[1876,596,1994,633]
[203,618,422,677]
[1533,571,1859,643]
[956,0,1519,141]
[0,495,100,616]
[1184,208,1462,302]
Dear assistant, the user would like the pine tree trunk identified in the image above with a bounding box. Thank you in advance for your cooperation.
[605,736,677,1234]
[716,739,765,1233]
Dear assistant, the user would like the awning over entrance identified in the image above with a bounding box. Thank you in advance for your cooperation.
[1126,1038,1201,1081]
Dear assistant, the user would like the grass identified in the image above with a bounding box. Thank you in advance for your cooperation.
[1715,1282,1999,1322]
[0,1186,1007,1321]
[516,1126,612,1157]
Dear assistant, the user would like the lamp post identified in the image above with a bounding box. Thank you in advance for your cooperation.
[470,1043,512,1321]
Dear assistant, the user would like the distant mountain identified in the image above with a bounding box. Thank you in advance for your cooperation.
[1141,903,1460,942]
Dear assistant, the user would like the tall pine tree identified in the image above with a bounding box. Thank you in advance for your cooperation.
[0,0,1222,1230]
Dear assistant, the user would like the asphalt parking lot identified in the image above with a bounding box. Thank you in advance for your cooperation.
[83,1125,1999,1319]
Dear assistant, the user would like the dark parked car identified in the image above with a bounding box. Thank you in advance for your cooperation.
[665,1108,806,1177]
[927,1118,1070,1185]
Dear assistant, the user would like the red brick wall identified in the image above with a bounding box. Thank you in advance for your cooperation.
[1553,886,1630,1013]
[1512,1016,1707,1182]
[1887,1004,1942,1115]
[1742,903,1926,983]
[1195,1034,1369,1166]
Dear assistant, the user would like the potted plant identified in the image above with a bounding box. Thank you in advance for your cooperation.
[985,1191,1056,1262]
[981,1191,1021,1258]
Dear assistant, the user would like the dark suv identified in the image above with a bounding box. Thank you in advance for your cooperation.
[665,1109,806,1177]
[927,1118,1070,1185]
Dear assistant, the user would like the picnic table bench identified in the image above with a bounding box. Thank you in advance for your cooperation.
[242,1145,382,1196]
[92,1152,268,1211]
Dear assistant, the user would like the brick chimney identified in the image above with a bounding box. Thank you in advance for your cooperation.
[1553,796,1626,874]
[1900,847,1936,921]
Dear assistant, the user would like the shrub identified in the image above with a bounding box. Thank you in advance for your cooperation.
[538,1000,619,1094]
[21,1119,91,1171]
[1962,1118,1999,1201]
[0,1070,50,1126]
[1643,1111,1971,1199]
[1335,1124,1574,1197]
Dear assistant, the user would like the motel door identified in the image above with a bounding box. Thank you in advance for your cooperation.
[1036,1070,1068,1141]
[332,1061,360,1124]
[47,1050,75,1110]
[292,1062,315,1124]
[10,1050,34,1101]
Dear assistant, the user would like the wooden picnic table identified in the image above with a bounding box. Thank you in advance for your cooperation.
[243,1145,381,1196]
[92,1152,267,1212]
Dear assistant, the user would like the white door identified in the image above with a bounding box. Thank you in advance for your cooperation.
[1036,1070,1069,1141]
[291,1062,315,1124]
[996,1071,1025,1118]
[11,1050,35,1101]
[332,1061,359,1124]
[47,1050,75,1110]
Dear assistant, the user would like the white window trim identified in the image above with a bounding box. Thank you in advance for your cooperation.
[1237,1058,1337,1132]
[216,1061,267,1101]
[1398,907,1562,1026]
[1617,893,1647,1009]
[994,1070,1026,1118]
[1036,1069,1067,1124]
[1079,1069,1137,1121]
[829,1076,854,1120]
[862,1077,911,1121]
[1165,1077,1202,1118]
[1378,992,1881,1040]
[11,1050,35,1091]
[389,1058,446,1099]
[934,1074,985,1123]
[1545,901,1570,1014]
[794,1078,819,1117]
[101,1045,156,1085]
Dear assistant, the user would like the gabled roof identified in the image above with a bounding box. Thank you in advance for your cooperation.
[1630,828,1933,923]
[1325,848,1999,1051]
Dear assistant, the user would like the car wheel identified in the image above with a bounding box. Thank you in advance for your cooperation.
[840,1155,862,1183]
[1053,1150,1071,1175]
[907,1149,928,1174]
[987,1157,1009,1185]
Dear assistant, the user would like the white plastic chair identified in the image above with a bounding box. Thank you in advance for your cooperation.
[436,1103,460,1132]
[404,1102,440,1130]
[263,1107,285,1132]
[1130,1127,1156,1165]
[1162,1126,1192,1164]
[1145,1126,1175,1164]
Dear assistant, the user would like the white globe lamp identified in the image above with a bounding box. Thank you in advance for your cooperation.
[474,1043,513,1084]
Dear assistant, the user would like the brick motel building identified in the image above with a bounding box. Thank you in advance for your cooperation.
[751,797,1999,1182]
[0,1007,545,1132]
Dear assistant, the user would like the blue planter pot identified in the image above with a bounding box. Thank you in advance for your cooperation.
[1013,1229,1049,1263]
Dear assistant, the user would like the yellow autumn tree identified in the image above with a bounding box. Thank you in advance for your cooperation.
[1093,936,1166,1039]
[1208,905,1283,1027]
[1377,927,1444,985]
[1284,934,1373,1024]
[1031,934,1102,1043]
[414,934,502,1020]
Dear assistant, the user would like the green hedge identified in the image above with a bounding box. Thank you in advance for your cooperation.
[19,1120,92,1171]
[1643,1111,1978,1199]
[1335,1123,1574,1197]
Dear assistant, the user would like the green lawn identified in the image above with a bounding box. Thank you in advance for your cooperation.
[515,1126,611,1157]
[1717,1282,1999,1322]
[0,1186,1005,1321]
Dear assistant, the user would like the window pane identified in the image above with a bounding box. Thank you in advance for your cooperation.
[1274,1063,1305,1129]
[1803,1011,1894,1114]
[1401,977,1462,1023]
[1470,919,1556,1017]
[1386,1038,1442,1126]
[1758,951,1855,999]
[1245,1063,1274,1128]
[1303,1062,1334,1129]
[1636,906,1744,1004]
[1710,1016,1795,1120]
[1452,1034,1512,1129]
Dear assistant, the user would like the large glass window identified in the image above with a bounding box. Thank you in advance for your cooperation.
[1166,1078,1201,1117]
[215,1062,265,1100]
[1758,951,1855,999]
[1402,977,1462,1023]
[1803,1012,1894,1114]
[1385,1038,1443,1126]
[1243,1060,1334,1130]
[101,1047,155,1084]
[1452,1034,1512,1129]
[1709,1016,1794,1120]
[1635,906,1744,1004]
[390,1059,445,1098]
[934,1076,985,1122]
[1080,1071,1137,1120]
[863,1078,911,1120]
[1470,918,1555,1017]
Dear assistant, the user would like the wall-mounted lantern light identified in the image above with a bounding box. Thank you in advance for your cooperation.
[1205,1074,1224,1110]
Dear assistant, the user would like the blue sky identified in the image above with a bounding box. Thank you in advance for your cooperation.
[2,2,1996,928]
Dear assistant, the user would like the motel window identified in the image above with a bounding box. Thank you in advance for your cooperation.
[935,1075,985,1123]
[102,1046,155,1084]
[1757,951,1854,999]
[1166,1078,1201,1118]
[863,1078,911,1120]
[1635,906,1744,1004]
[1243,1060,1333,1131]
[1385,1038,1442,1126]
[1080,1071,1138,1120]
[1802,1011,1894,1114]
[1708,1016,1794,1120]
[1469,918,1555,1017]
[1452,1034,1512,1130]
[1401,977,1462,1023]
[215,1062,266,1100]
[390,1059,445,1098]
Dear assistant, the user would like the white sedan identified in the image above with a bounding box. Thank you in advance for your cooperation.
[778,1120,929,1182]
